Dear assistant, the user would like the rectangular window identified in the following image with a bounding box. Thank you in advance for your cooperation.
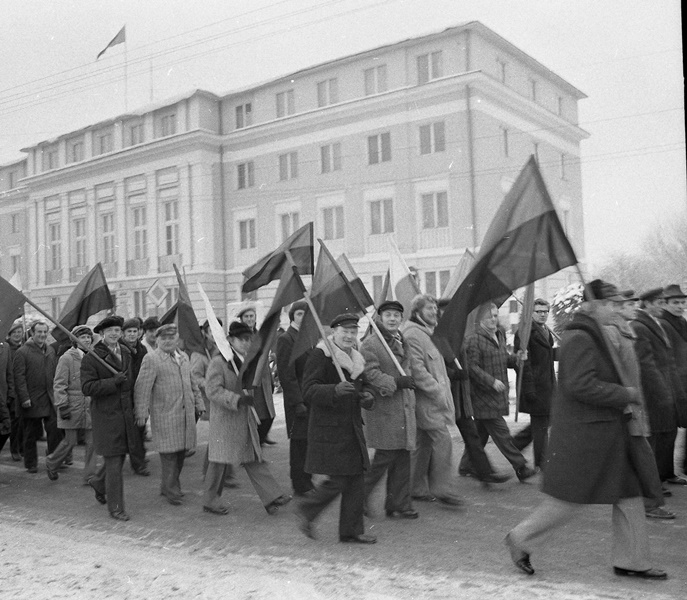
[276,89,295,118]
[317,78,339,107]
[11,255,20,275]
[133,290,148,318]
[364,65,387,96]
[419,121,446,154]
[95,133,113,155]
[424,269,451,298]
[67,141,83,163]
[323,206,344,240]
[132,207,147,260]
[239,219,256,250]
[560,153,567,180]
[370,198,394,234]
[320,143,341,173]
[237,162,255,189]
[163,200,179,256]
[501,127,509,157]
[43,148,58,171]
[235,103,253,129]
[11,214,20,233]
[279,152,298,181]
[73,218,87,267]
[128,123,144,146]
[367,132,391,165]
[417,50,443,84]
[159,113,177,137]
[496,58,507,84]
[48,222,62,271]
[280,212,300,242]
[8,171,17,189]
[421,192,449,229]
[101,213,116,264]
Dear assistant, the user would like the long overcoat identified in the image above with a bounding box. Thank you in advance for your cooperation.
[205,354,262,465]
[465,327,517,419]
[542,310,641,503]
[134,348,203,453]
[360,325,416,451]
[276,325,309,440]
[302,341,371,476]
[514,324,557,416]
[81,340,136,456]
[13,338,56,419]
[0,342,13,426]
[659,310,687,427]
[630,311,679,433]
[402,320,454,430]
[53,347,91,429]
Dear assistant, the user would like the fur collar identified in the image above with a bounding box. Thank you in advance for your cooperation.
[316,336,365,379]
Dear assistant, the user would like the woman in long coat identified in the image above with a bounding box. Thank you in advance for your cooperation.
[46,325,98,483]
[506,287,665,579]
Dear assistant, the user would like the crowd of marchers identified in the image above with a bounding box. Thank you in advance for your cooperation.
[0,281,685,581]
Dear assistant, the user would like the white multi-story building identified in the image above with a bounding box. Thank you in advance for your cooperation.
[0,22,587,322]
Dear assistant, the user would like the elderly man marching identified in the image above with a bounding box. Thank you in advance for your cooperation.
[134,324,205,506]
[203,321,291,515]
[360,300,418,519]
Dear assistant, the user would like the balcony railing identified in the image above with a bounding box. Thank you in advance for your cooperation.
[70,265,90,282]
[158,253,182,273]
[126,258,150,277]
[45,269,63,285]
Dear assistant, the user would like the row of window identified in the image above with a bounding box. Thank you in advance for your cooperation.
[234,51,444,129]
[236,122,445,189]
[236,192,449,250]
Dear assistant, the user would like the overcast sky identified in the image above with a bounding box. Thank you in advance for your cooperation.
[2,0,684,269]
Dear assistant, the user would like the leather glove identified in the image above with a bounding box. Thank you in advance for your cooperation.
[359,391,374,409]
[237,394,254,408]
[395,375,416,390]
[113,372,127,386]
[334,381,356,397]
[59,405,71,420]
[295,403,308,417]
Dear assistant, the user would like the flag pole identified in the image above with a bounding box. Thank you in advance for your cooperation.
[515,282,535,422]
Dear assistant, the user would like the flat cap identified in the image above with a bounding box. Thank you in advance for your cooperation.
[639,288,665,302]
[330,313,359,329]
[155,323,178,338]
[662,284,686,299]
[94,315,124,334]
[377,300,404,315]
[228,321,253,338]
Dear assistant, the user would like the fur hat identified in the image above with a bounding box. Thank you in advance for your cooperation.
[122,318,140,331]
[228,321,253,338]
[94,315,124,334]
[288,300,308,322]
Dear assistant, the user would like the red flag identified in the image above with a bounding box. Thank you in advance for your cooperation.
[160,265,205,355]
[0,274,26,340]
[96,26,126,60]
[436,156,577,354]
[241,222,314,293]
[337,253,374,309]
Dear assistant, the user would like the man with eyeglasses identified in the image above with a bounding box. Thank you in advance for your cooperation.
[513,299,557,470]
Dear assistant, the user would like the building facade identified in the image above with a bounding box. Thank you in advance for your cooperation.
[0,22,587,323]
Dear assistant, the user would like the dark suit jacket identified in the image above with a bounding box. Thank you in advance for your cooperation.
[514,323,557,416]
[659,311,687,427]
[276,325,309,439]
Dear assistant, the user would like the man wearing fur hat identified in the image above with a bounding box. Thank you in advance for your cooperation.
[296,314,376,543]
[276,300,313,496]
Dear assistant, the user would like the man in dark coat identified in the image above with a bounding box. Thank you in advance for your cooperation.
[0,340,13,454]
[631,288,682,486]
[81,315,136,521]
[5,321,23,461]
[513,298,557,469]
[506,280,666,579]
[295,313,376,543]
[13,320,60,473]
[275,300,313,496]
[659,284,687,480]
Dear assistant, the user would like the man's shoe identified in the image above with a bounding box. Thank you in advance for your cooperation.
[437,495,463,507]
[340,534,377,544]
[516,466,537,482]
[386,509,419,519]
[88,479,107,505]
[11,452,21,462]
[664,476,687,485]
[662,486,672,497]
[26,466,38,474]
[46,464,59,481]
[480,472,512,484]
[203,504,229,515]
[645,507,676,519]
[411,495,437,502]
[271,494,292,507]
[296,512,317,539]
[504,532,534,575]
[109,510,130,522]
[613,567,667,579]
[133,468,150,476]
[262,437,277,446]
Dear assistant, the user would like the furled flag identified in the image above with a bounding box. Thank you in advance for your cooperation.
[440,248,475,301]
[388,236,421,317]
[159,265,205,355]
[0,274,26,340]
[241,222,314,293]
[290,240,368,363]
[197,282,234,364]
[96,26,126,60]
[436,156,577,354]
[52,263,114,345]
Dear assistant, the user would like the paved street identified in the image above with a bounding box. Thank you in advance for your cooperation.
[1,398,685,599]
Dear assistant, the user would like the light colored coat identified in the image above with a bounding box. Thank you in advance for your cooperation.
[360,326,416,450]
[205,355,262,465]
[134,348,203,453]
[53,347,91,429]
[402,320,454,430]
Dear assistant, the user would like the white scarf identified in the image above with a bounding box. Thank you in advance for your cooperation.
[317,336,365,379]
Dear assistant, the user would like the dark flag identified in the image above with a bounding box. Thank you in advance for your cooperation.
[52,263,114,344]
[290,241,367,363]
[337,253,374,309]
[0,275,26,340]
[241,222,314,293]
[436,156,577,354]
[96,26,126,60]
[160,265,205,355]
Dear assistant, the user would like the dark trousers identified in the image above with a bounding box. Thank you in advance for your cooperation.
[258,416,275,444]
[456,416,496,479]
[127,422,147,472]
[22,411,60,469]
[460,417,527,474]
[9,405,22,456]
[159,450,185,500]
[512,415,550,469]
[289,438,313,494]
[364,448,412,512]
[299,473,365,538]
[628,436,664,509]
[649,429,678,481]
[91,454,126,514]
